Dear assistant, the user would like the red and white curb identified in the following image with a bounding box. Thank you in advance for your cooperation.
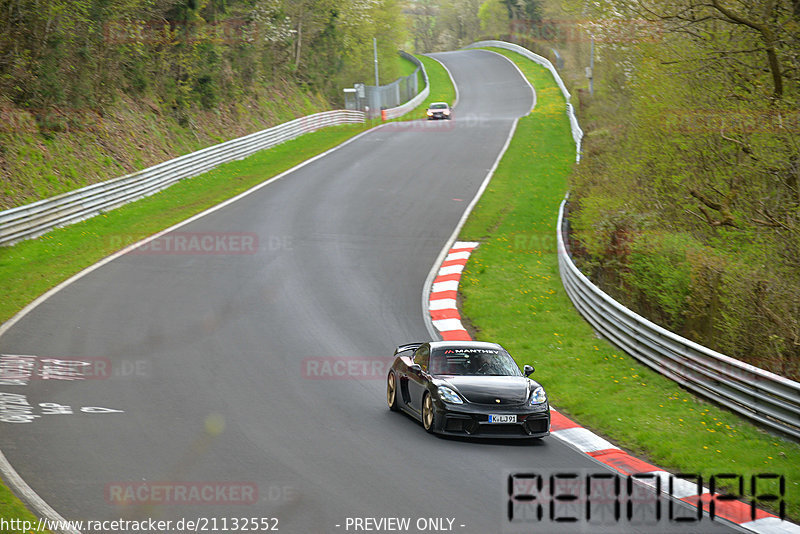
[549,410,796,533]
[428,241,479,341]
[427,244,798,534]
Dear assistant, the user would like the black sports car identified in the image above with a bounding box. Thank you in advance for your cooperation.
[386,341,550,439]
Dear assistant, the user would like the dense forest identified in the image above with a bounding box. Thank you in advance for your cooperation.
[561,0,799,379]
[0,0,406,113]
[0,0,405,207]
[407,0,542,52]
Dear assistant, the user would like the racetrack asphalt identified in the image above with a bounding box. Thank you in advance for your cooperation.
[0,50,737,533]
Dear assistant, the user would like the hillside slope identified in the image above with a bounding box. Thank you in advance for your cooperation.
[0,0,407,209]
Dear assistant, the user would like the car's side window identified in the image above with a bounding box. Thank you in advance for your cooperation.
[413,345,430,372]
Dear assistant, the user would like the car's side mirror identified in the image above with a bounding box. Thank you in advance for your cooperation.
[409,364,422,373]
[523,364,534,376]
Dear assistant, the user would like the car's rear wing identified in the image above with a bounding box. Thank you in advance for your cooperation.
[394,342,424,356]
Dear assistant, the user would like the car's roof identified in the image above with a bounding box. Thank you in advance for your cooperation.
[429,102,449,107]
[429,340,504,351]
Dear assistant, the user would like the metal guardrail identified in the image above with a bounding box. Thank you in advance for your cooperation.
[558,200,800,439]
[468,39,800,439]
[0,110,365,246]
[363,52,420,115]
[382,52,430,120]
[464,40,583,162]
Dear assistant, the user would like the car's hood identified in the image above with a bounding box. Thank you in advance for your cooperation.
[438,376,535,405]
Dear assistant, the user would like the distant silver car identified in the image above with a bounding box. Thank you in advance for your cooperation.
[426,102,452,120]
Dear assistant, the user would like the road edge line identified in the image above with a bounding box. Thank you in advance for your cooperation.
[424,53,460,109]
[479,48,536,114]
[422,116,521,340]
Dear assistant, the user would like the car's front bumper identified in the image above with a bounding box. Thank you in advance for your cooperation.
[432,402,550,439]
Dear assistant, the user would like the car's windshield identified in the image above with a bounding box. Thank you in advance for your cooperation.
[429,347,522,376]
[430,103,448,109]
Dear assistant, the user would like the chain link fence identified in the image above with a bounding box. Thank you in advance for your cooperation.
[345,52,425,119]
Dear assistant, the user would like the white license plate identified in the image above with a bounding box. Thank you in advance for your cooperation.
[488,414,517,424]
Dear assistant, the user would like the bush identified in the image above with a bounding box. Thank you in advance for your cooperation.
[623,232,697,331]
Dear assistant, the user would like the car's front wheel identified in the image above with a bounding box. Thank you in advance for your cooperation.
[422,392,435,433]
[387,372,399,412]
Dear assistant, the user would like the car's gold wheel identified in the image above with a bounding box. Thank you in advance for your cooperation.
[422,393,434,432]
[387,373,399,411]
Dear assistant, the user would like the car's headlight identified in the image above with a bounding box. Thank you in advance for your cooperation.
[529,386,547,405]
[438,386,463,404]
[443,109,450,115]
[426,110,433,116]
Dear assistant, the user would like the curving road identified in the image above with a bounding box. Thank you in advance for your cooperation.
[0,50,737,534]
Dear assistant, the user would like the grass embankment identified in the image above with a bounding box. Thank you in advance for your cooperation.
[459,48,800,520]
[397,52,421,84]
[0,86,330,210]
[0,482,42,532]
[0,55,458,530]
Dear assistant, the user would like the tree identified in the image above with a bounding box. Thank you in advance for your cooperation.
[409,0,440,53]
[560,0,800,376]
[501,0,543,22]
[631,0,796,100]
[479,0,511,36]
[438,0,483,49]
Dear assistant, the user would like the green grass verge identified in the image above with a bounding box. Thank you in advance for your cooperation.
[397,52,420,82]
[0,481,45,533]
[405,54,457,120]
[0,60,457,527]
[459,48,800,520]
